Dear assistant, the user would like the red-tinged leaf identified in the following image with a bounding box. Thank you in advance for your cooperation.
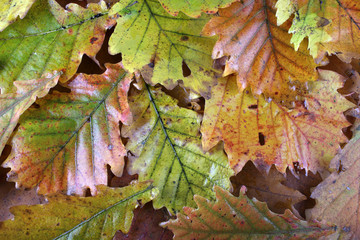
[162,186,335,239]
[2,64,133,195]
[202,0,322,101]
[201,70,353,174]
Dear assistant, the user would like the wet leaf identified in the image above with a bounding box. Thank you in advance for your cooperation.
[201,70,353,174]
[0,72,60,155]
[309,123,360,239]
[202,0,321,101]
[162,186,335,239]
[157,0,236,17]
[0,181,158,240]
[2,64,132,195]
[0,0,36,31]
[122,82,233,213]
[0,0,114,94]
[108,0,219,98]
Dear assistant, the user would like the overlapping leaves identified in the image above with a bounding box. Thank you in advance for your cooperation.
[162,186,335,239]
[0,0,113,93]
[277,0,360,62]
[0,181,158,240]
[2,64,132,195]
[122,82,233,213]
[108,0,219,98]
[0,72,60,155]
[202,0,321,101]
[201,70,353,174]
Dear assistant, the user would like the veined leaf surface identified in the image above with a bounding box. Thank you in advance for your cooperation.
[0,72,60,155]
[201,70,353,174]
[202,0,321,101]
[109,0,218,98]
[2,64,132,195]
[157,0,236,17]
[0,0,36,31]
[0,182,158,240]
[122,82,233,213]
[0,0,114,94]
[162,186,335,239]
[281,0,360,62]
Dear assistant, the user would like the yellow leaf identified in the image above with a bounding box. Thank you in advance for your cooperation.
[0,0,36,31]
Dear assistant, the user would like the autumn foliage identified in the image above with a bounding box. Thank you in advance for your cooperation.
[0,0,360,239]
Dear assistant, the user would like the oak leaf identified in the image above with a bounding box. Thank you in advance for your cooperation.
[231,163,306,218]
[108,0,219,98]
[2,64,132,195]
[202,0,322,100]
[122,82,233,213]
[162,186,335,239]
[157,0,236,17]
[0,0,114,94]
[201,70,353,174]
[0,181,158,240]
[0,72,60,155]
[309,122,360,239]
[280,0,360,62]
[0,0,36,31]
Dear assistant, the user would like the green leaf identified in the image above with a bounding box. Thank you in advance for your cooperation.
[0,0,36,31]
[0,0,114,94]
[122,82,233,213]
[0,181,158,240]
[0,72,60,155]
[162,186,335,239]
[157,0,236,17]
[108,0,218,98]
[2,64,133,195]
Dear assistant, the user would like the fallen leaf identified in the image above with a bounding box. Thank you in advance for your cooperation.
[0,0,114,94]
[0,72,60,155]
[309,122,360,239]
[108,0,219,98]
[2,64,132,195]
[162,186,335,239]
[201,70,353,174]
[231,162,306,218]
[0,181,158,240]
[157,0,236,17]
[122,81,233,213]
[202,0,322,101]
[284,0,360,62]
[0,0,36,31]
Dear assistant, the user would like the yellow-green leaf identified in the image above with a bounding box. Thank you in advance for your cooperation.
[162,186,335,239]
[108,0,218,98]
[157,0,236,17]
[122,82,233,213]
[2,64,132,195]
[0,181,158,240]
[0,72,60,155]
[0,0,36,31]
[0,0,114,94]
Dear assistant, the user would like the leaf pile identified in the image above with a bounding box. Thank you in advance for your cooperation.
[0,0,359,239]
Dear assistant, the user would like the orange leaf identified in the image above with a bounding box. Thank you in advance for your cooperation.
[201,70,353,174]
[2,64,132,195]
[202,0,322,100]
